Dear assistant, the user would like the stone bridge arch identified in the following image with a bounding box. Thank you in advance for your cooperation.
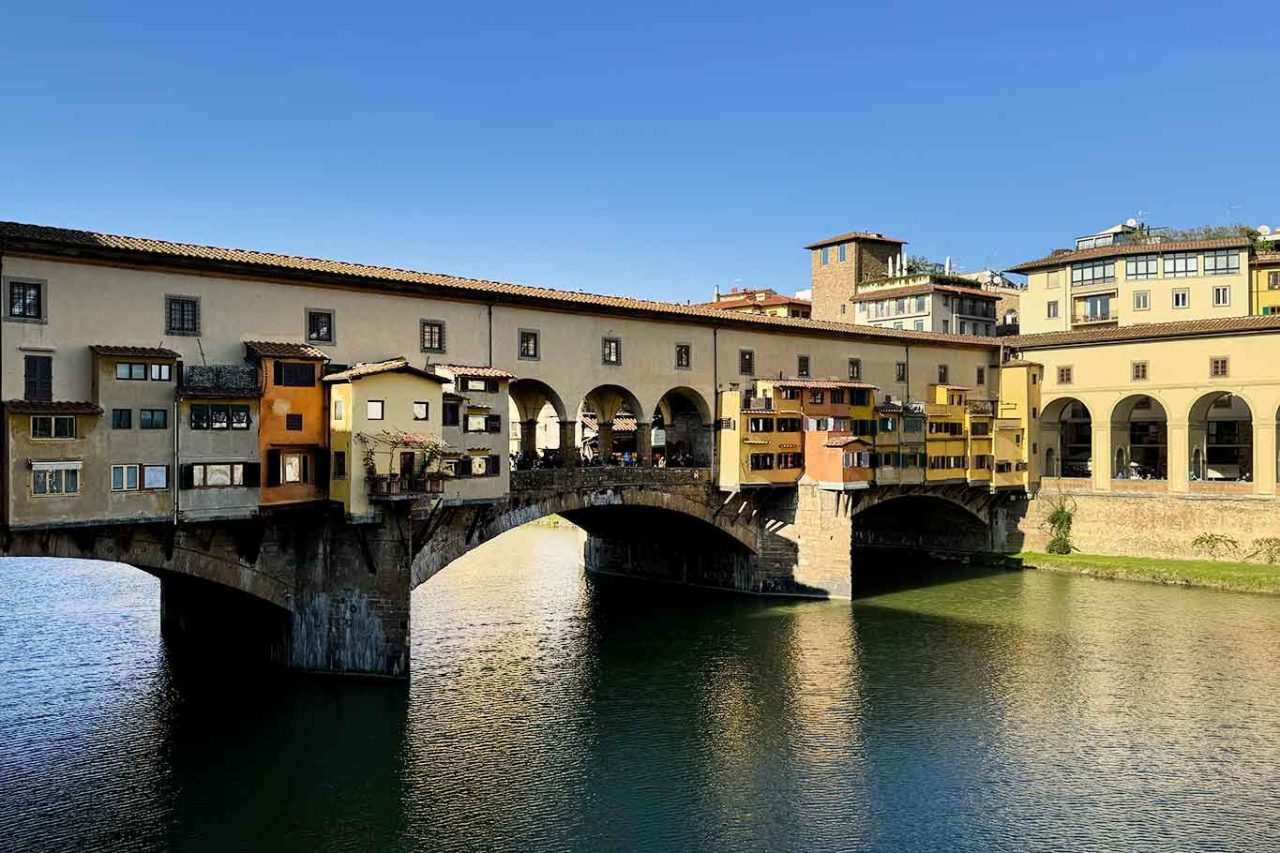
[846,485,1006,555]
[411,468,757,589]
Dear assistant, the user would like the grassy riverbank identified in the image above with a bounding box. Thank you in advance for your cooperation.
[1017,552,1280,595]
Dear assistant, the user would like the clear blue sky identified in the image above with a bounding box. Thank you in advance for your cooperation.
[3,2,1276,302]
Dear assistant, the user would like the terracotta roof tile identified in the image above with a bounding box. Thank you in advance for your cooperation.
[323,357,444,383]
[824,436,874,449]
[0,220,995,349]
[89,344,181,359]
[698,294,811,310]
[1007,237,1250,273]
[1002,314,1280,348]
[769,379,878,390]
[5,400,103,415]
[431,364,517,380]
[805,231,906,249]
[243,340,330,360]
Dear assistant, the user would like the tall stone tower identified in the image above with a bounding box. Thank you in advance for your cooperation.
[806,231,906,322]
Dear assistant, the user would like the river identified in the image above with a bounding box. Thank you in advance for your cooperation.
[2,526,1279,852]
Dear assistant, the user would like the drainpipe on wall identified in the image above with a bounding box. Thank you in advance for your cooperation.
[486,302,494,368]
[903,343,912,403]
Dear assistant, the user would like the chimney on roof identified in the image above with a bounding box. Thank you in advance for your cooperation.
[714,284,721,301]
[944,256,953,275]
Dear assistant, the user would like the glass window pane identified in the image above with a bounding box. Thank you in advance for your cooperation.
[206,464,232,487]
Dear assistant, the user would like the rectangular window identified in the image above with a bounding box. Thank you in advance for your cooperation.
[976,367,986,386]
[776,418,802,432]
[24,355,52,402]
[848,358,862,380]
[1203,250,1240,276]
[190,405,210,430]
[285,413,304,430]
[749,453,775,471]
[420,320,446,353]
[1213,285,1231,307]
[838,243,846,263]
[465,414,487,433]
[485,414,502,433]
[29,415,75,439]
[7,279,43,320]
[518,329,540,360]
[1046,270,1062,288]
[111,464,141,492]
[831,389,845,405]
[1125,254,1158,280]
[230,405,250,429]
[1046,301,1059,319]
[443,403,460,427]
[739,349,755,376]
[1057,366,1072,384]
[140,409,168,430]
[797,355,810,378]
[1269,271,1280,290]
[333,451,347,479]
[116,362,146,380]
[601,337,622,365]
[367,400,385,421]
[1173,289,1190,309]
[165,295,200,335]
[808,391,825,405]
[914,320,924,331]
[150,363,172,381]
[333,400,344,421]
[1133,290,1150,311]
[938,365,949,384]
[748,417,775,433]
[210,405,230,430]
[1132,361,1148,381]
[282,452,306,484]
[275,362,316,387]
[1164,252,1198,278]
[1070,259,1115,286]
[32,465,80,496]
[112,408,132,429]
[143,465,168,490]
[895,362,907,382]
[675,343,691,369]
[306,309,335,344]
[1210,357,1229,378]
[820,247,829,266]
[413,401,429,421]
[777,453,803,469]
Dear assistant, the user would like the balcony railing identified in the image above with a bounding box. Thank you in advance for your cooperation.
[966,400,994,416]
[1072,312,1116,325]
[368,474,444,497]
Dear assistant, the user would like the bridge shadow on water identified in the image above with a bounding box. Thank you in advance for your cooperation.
[850,546,1023,599]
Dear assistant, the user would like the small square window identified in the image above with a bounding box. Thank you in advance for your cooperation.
[1132,361,1148,381]
[1133,290,1150,311]
[112,408,132,429]
[7,279,44,321]
[140,409,168,430]
[143,465,168,490]
[307,309,335,344]
[413,401,429,421]
[675,343,692,369]
[116,362,146,380]
[165,295,200,335]
[286,413,304,430]
[1046,301,1059,319]
[518,329,540,360]
[149,363,172,381]
[1057,366,1072,384]
[1210,357,1229,378]
[601,337,622,365]
[1173,289,1190,309]
[420,320,446,353]
[367,401,384,421]
[1213,286,1231,307]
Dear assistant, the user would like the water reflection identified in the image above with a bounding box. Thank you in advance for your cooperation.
[3,532,1280,852]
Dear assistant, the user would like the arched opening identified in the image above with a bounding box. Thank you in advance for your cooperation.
[851,495,994,593]
[650,387,712,468]
[1111,395,1167,480]
[1188,392,1253,482]
[1040,397,1092,479]
[508,378,569,469]
[579,384,645,466]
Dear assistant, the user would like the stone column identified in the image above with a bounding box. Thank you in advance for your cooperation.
[1167,419,1189,494]
[635,421,652,466]
[558,420,579,467]
[1091,421,1112,491]
[519,418,538,458]
[598,421,614,460]
[1254,420,1277,496]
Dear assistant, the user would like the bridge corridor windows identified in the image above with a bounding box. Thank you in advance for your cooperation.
[652,387,712,468]
[1040,398,1092,478]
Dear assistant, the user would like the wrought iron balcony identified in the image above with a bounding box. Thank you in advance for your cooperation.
[368,474,444,498]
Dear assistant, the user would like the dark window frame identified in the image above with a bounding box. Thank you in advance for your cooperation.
[739,349,755,376]
[601,336,622,366]
[518,329,540,361]
[112,408,132,430]
[140,409,169,430]
[675,343,692,370]
[306,308,336,345]
[420,319,446,353]
[165,294,201,336]
[5,277,46,323]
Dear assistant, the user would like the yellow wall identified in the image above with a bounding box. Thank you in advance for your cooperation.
[1251,259,1280,316]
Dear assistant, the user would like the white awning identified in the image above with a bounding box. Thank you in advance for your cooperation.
[30,460,83,471]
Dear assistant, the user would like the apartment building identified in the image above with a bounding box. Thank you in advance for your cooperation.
[176,363,262,522]
[1011,224,1251,335]
[1252,252,1280,316]
[850,276,1000,336]
[698,287,812,319]
[433,365,513,504]
[806,231,906,321]
[245,341,331,508]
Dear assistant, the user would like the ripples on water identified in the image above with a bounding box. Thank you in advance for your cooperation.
[2,528,1280,852]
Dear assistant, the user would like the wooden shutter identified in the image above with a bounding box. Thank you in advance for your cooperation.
[456,456,472,477]
[266,450,281,486]
[273,361,283,385]
[242,463,261,487]
[179,464,195,490]
[314,450,329,486]
[486,378,499,393]
[24,356,52,402]
[302,453,310,484]
[488,455,500,477]
[485,414,501,433]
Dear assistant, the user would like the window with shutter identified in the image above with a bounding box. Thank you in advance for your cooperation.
[488,455,501,476]
[266,450,282,486]
[165,295,200,335]
[485,415,502,433]
[24,355,52,402]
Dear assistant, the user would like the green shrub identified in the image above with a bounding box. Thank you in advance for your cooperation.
[1191,532,1240,561]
